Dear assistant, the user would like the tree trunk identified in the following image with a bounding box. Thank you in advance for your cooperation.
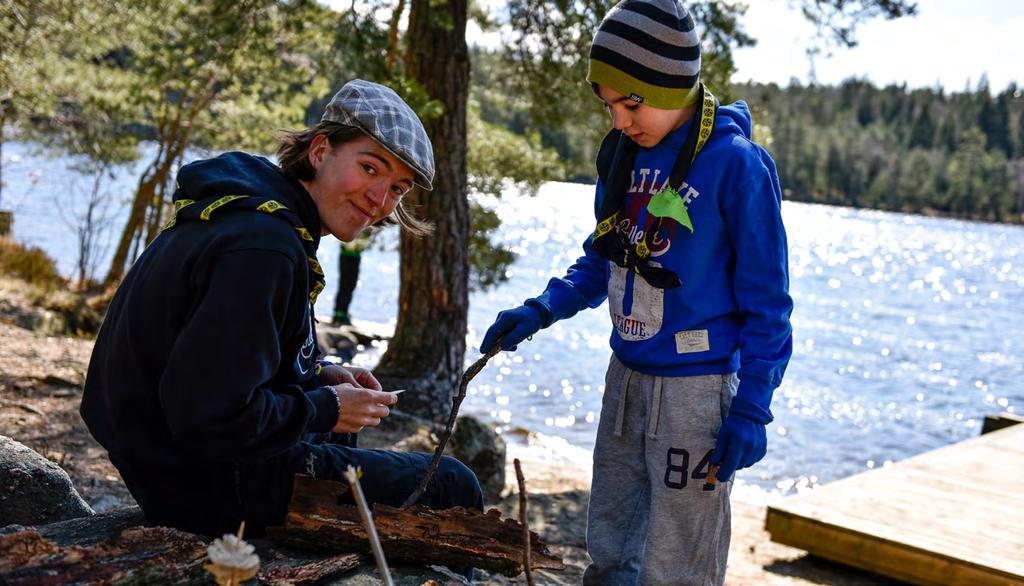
[104,146,164,287]
[102,140,184,287]
[0,114,5,209]
[375,0,471,423]
[0,119,9,237]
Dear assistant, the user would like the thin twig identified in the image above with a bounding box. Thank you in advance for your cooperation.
[343,466,394,586]
[514,458,534,586]
[1,401,46,417]
[401,343,502,509]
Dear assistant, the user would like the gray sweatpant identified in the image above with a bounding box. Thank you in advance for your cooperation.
[584,356,738,586]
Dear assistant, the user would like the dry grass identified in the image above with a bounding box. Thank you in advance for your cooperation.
[0,238,65,290]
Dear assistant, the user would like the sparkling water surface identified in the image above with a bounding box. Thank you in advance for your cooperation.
[4,142,1022,501]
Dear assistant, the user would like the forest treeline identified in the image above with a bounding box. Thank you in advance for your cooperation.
[742,79,1024,223]
[469,53,1024,224]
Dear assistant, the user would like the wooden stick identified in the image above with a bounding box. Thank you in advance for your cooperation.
[343,466,394,586]
[400,343,502,509]
[514,458,534,586]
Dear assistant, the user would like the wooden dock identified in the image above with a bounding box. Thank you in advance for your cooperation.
[766,422,1024,585]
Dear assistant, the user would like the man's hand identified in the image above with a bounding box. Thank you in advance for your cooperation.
[320,364,382,391]
[331,384,398,433]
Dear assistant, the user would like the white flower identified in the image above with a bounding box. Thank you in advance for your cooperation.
[204,528,260,586]
[207,533,259,569]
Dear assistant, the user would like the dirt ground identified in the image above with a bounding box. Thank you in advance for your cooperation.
[0,277,897,585]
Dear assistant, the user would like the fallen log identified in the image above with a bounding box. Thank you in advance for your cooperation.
[259,552,364,586]
[0,525,207,585]
[267,474,565,577]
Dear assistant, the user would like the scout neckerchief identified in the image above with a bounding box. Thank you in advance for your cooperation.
[160,195,326,304]
[591,83,718,289]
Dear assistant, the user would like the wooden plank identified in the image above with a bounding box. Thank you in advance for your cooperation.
[766,424,1024,586]
[982,413,1024,435]
[766,511,1023,586]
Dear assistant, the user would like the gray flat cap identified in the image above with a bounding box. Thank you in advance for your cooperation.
[322,79,435,190]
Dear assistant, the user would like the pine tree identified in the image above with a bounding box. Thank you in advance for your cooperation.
[909,104,936,149]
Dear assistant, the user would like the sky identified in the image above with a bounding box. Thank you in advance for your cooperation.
[731,0,1024,92]
[463,0,1023,93]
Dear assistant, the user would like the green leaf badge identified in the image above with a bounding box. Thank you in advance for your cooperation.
[647,187,694,233]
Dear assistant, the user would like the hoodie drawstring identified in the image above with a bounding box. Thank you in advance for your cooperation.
[614,368,634,437]
[647,376,663,440]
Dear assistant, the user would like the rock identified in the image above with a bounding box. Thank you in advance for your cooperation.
[316,320,392,362]
[391,425,437,453]
[0,435,93,526]
[6,288,104,337]
[371,413,507,501]
[88,494,125,514]
[317,325,360,362]
[14,308,68,336]
[451,416,506,501]
[497,490,589,547]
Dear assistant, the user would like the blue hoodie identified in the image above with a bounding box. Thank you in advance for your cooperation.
[531,102,793,419]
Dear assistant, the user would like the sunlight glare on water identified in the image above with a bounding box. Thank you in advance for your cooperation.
[4,144,1022,501]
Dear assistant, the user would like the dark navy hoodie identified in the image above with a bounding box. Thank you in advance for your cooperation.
[81,152,340,534]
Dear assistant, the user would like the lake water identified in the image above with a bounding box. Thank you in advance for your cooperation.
[4,141,1023,502]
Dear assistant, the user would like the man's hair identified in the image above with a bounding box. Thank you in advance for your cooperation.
[276,121,432,236]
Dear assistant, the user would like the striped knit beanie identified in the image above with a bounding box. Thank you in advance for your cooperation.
[587,0,701,109]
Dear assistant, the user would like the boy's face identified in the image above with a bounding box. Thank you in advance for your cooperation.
[304,134,414,242]
[596,85,695,148]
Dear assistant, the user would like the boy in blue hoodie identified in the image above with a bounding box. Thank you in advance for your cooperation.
[480,1,793,583]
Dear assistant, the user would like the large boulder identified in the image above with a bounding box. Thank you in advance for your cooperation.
[451,416,506,501]
[0,435,93,526]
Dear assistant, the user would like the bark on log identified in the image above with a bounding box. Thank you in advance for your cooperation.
[259,552,364,586]
[0,526,207,584]
[267,474,565,577]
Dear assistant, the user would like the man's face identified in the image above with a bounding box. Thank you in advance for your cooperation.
[596,84,694,148]
[304,134,415,242]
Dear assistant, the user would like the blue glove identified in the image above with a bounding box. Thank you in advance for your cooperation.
[711,398,770,482]
[480,302,547,353]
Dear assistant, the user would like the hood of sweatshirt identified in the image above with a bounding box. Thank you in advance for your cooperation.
[713,100,753,141]
[173,151,322,247]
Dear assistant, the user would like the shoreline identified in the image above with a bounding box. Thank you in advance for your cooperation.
[0,279,891,585]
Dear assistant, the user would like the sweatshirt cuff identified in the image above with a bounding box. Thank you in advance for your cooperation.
[524,298,554,328]
[307,387,339,433]
[731,376,775,424]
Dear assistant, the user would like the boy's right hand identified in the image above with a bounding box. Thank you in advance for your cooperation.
[480,304,544,353]
[330,384,398,433]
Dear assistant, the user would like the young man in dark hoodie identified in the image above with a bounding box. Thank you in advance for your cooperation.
[480,0,793,583]
[81,80,483,537]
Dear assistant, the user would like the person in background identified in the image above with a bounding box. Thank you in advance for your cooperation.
[480,1,793,583]
[82,79,483,539]
[333,238,368,326]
